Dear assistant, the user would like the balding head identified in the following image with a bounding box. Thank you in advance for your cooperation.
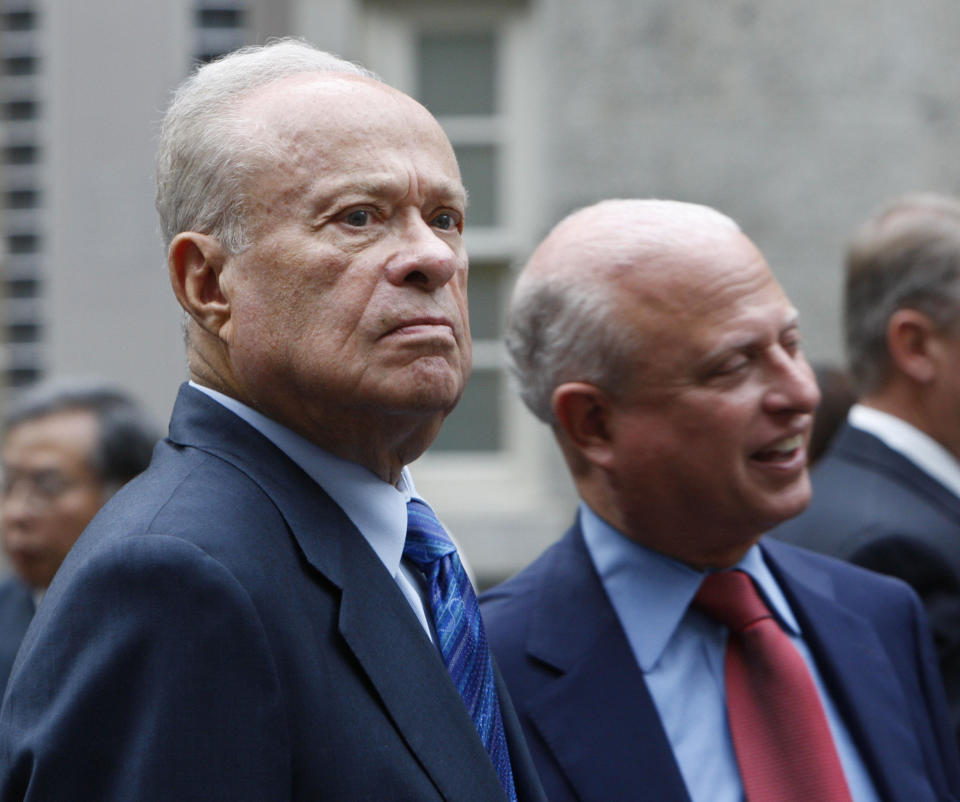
[506,199,745,423]
[524,198,741,281]
[506,198,819,568]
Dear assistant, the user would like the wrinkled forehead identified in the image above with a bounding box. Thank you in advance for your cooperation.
[2,409,100,464]
[633,234,783,310]
[235,73,462,194]
[238,73,451,149]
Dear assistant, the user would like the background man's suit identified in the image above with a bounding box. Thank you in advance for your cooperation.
[0,578,32,696]
[480,521,960,802]
[0,385,545,802]
[773,422,960,738]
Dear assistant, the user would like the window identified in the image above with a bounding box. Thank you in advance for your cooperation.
[362,5,538,461]
[415,28,503,452]
[360,3,563,586]
[193,1,248,64]
[0,0,44,387]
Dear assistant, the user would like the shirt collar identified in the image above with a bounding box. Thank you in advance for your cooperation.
[848,403,960,498]
[189,382,415,579]
[579,501,801,672]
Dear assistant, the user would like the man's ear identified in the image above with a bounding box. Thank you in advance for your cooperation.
[887,308,937,384]
[551,382,616,468]
[168,232,231,337]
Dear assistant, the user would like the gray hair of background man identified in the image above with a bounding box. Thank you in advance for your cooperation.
[505,199,741,424]
[2,378,160,496]
[155,38,378,254]
[845,193,960,395]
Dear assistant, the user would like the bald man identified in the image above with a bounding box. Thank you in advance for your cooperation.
[480,199,960,801]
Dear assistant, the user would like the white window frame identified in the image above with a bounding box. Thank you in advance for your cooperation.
[360,5,569,563]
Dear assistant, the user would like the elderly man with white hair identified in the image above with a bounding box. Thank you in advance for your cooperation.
[0,40,546,802]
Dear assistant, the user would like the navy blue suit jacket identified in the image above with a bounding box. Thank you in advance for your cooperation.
[0,385,546,802]
[773,422,960,740]
[0,578,33,698]
[480,522,960,802]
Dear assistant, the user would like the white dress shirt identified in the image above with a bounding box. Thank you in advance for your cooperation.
[848,403,960,499]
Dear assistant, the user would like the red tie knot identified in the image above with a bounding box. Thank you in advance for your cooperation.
[693,570,773,632]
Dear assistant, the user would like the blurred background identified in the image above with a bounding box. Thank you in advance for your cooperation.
[1,0,958,586]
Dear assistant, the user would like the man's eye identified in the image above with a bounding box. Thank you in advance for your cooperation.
[343,209,371,227]
[716,357,749,376]
[782,335,801,356]
[431,212,461,231]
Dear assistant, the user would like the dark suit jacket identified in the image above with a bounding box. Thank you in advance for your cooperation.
[480,521,960,802]
[773,422,960,740]
[0,385,546,802]
[0,578,33,697]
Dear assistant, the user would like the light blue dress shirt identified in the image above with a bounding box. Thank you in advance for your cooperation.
[579,502,879,802]
[189,382,435,637]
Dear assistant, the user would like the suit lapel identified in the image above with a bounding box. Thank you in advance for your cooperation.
[495,663,549,802]
[835,424,960,519]
[168,385,507,801]
[337,545,507,801]
[524,526,691,802]
[764,542,936,801]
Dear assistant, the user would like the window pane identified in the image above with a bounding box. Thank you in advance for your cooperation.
[6,189,40,209]
[4,56,37,76]
[4,145,39,164]
[5,278,40,299]
[4,100,38,121]
[468,261,508,340]
[429,368,502,452]
[457,144,497,228]
[196,9,244,27]
[7,234,40,254]
[417,31,496,116]
[3,12,37,32]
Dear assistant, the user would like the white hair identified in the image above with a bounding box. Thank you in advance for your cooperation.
[155,38,378,253]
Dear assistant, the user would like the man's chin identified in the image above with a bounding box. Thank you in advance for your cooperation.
[763,488,813,530]
[383,364,466,413]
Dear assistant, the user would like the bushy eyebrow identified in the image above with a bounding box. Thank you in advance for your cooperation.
[307,174,467,216]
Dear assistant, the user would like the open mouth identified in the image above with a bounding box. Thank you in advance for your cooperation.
[752,434,804,463]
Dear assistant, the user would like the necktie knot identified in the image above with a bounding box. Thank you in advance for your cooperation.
[693,570,772,632]
[404,498,457,567]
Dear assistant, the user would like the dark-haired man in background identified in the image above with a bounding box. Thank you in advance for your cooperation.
[0,378,158,692]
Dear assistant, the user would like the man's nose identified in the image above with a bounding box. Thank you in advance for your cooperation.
[384,216,459,291]
[1,486,35,526]
[764,350,821,414]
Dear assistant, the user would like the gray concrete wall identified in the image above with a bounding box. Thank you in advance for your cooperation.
[538,0,960,365]
[43,0,193,423]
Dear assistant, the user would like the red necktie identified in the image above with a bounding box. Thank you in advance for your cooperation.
[693,570,853,802]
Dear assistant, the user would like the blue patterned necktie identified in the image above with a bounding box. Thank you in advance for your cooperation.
[404,498,518,802]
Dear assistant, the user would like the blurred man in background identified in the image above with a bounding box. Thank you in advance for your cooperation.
[0,378,158,692]
[774,193,960,743]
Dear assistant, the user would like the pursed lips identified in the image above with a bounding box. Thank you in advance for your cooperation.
[380,316,456,339]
